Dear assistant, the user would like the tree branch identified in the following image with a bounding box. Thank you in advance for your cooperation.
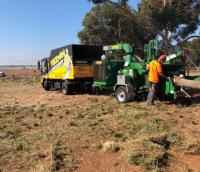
[144,24,174,48]
[88,0,127,5]
[178,35,200,45]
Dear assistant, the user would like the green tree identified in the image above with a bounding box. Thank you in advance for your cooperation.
[138,0,200,45]
[78,3,154,52]
[87,0,128,5]
[80,0,199,54]
[184,38,200,64]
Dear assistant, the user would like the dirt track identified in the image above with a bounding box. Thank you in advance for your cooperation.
[0,67,200,172]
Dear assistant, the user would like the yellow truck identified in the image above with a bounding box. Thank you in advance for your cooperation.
[38,45,103,94]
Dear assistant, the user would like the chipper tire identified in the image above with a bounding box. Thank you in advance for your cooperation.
[62,82,71,95]
[116,86,131,103]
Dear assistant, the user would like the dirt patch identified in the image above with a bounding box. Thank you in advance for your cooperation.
[77,151,142,172]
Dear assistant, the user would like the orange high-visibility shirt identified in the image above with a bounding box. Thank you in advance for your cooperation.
[148,60,163,83]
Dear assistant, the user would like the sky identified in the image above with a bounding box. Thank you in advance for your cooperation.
[0,0,140,66]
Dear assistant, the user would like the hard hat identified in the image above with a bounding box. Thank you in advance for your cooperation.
[158,55,167,62]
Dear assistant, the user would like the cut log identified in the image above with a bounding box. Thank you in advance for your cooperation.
[174,77,200,90]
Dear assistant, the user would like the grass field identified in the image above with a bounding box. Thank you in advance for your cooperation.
[0,67,200,172]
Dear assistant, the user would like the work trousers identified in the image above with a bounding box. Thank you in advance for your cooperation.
[147,82,157,106]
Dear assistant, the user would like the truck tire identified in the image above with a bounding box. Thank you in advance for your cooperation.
[43,80,50,91]
[62,82,70,95]
[116,86,130,103]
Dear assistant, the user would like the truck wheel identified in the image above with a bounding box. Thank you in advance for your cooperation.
[116,86,130,103]
[62,82,70,95]
[43,80,50,91]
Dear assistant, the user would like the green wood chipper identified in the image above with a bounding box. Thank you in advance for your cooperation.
[93,40,200,103]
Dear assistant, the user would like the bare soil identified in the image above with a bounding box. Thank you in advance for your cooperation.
[0,67,200,172]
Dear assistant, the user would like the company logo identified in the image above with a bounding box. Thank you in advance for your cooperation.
[50,49,67,66]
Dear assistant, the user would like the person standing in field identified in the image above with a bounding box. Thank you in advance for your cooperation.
[146,54,167,106]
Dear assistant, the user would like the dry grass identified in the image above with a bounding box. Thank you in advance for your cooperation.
[125,140,168,171]
[0,98,185,171]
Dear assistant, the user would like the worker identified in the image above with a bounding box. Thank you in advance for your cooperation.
[146,54,167,106]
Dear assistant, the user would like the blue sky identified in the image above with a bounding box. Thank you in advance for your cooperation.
[0,0,140,65]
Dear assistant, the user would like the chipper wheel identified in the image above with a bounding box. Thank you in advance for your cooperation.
[115,86,131,103]
[62,82,71,95]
